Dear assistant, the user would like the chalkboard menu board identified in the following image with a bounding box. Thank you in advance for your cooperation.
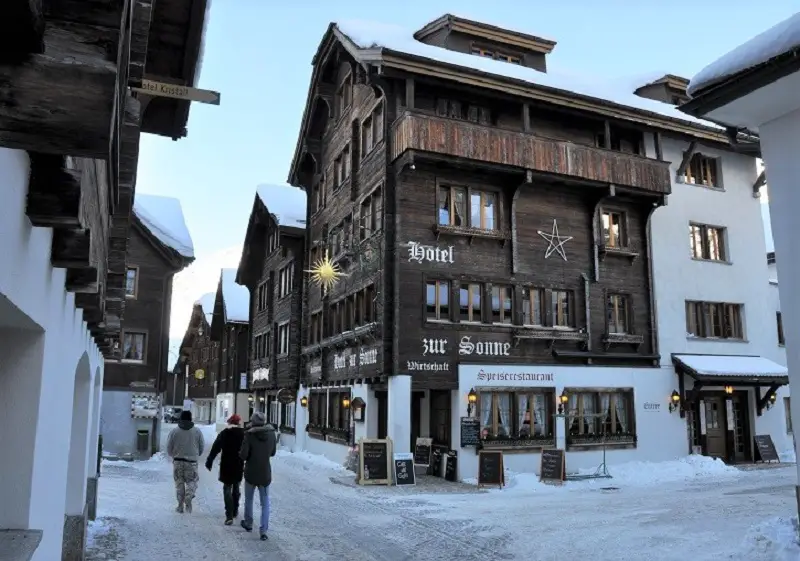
[460,417,480,447]
[754,434,780,463]
[445,451,457,482]
[414,437,433,467]
[477,450,504,488]
[540,448,565,484]
[394,453,416,486]
[359,439,392,485]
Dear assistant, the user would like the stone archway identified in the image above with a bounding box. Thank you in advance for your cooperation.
[86,367,103,521]
[62,352,92,561]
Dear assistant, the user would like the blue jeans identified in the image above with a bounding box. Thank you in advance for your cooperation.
[243,482,270,533]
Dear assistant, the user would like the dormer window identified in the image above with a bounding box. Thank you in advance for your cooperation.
[470,46,522,65]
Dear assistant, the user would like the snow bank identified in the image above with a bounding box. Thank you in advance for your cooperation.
[276,449,355,475]
[738,517,800,560]
[133,193,194,258]
[466,454,739,494]
[86,518,110,548]
[220,268,248,323]
[780,447,797,463]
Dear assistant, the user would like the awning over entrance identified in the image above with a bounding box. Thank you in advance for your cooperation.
[672,354,788,384]
[672,354,788,418]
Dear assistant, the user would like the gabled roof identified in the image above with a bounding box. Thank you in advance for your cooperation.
[178,292,214,355]
[197,292,215,324]
[256,184,307,229]
[133,193,195,260]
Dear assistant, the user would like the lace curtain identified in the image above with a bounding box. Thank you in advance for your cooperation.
[123,333,144,360]
[600,393,611,435]
[517,394,530,437]
[496,393,511,437]
[614,393,629,433]
[533,394,547,436]
[480,393,492,438]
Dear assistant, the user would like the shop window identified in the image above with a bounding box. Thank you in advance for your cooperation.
[566,390,636,446]
[478,390,555,443]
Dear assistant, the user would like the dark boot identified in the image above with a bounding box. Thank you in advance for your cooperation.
[240,519,252,532]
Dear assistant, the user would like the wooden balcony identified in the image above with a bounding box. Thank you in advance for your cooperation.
[391,112,671,195]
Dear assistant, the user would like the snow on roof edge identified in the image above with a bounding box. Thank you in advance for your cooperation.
[220,268,249,323]
[688,12,800,96]
[196,292,216,324]
[256,183,307,230]
[133,194,194,259]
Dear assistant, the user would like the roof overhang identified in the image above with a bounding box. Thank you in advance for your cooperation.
[672,353,788,385]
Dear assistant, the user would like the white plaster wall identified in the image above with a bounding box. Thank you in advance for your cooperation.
[455,365,686,481]
[0,147,104,561]
[647,137,779,364]
[100,391,156,456]
[215,392,233,431]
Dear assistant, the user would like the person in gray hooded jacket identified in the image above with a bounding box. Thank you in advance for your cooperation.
[239,411,276,540]
[166,410,205,513]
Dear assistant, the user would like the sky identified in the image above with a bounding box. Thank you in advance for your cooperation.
[142,0,800,341]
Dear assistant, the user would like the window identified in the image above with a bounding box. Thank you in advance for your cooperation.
[685,153,720,187]
[522,287,544,326]
[785,397,792,433]
[342,144,351,181]
[426,280,450,321]
[335,73,352,117]
[328,391,351,431]
[438,185,498,231]
[567,390,635,443]
[268,230,279,254]
[257,282,268,313]
[269,399,280,426]
[309,392,326,427]
[312,183,322,213]
[361,103,384,157]
[685,301,744,339]
[435,98,492,125]
[690,224,727,261]
[491,285,513,324]
[122,331,146,362]
[551,290,571,328]
[459,283,482,323]
[470,46,522,65]
[359,187,383,239]
[479,391,554,441]
[777,312,785,346]
[277,323,289,355]
[607,294,630,334]
[278,263,294,298]
[125,267,138,298]
[254,331,271,360]
[309,312,323,345]
[334,155,343,189]
[281,402,296,429]
[602,211,625,248]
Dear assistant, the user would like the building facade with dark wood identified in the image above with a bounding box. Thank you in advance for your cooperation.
[0,1,209,559]
[236,185,307,444]
[284,14,787,475]
[179,292,219,424]
[101,194,194,458]
[210,268,252,427]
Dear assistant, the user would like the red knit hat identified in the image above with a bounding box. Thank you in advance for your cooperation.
[227,414,242,425]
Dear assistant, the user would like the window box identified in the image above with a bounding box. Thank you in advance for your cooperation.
[597,243,639,262]
[512,327,588,349]
[431,223,510,245]
[602,333,644,350]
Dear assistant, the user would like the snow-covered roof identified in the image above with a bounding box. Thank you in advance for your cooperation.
[196,292,215,325]
[761,202,774,254]
[419,13,557,45]
[133,194,194,259]
[256,184,307,229]
[335,20,721,131]
[688,12,800,96]
[220,268,249,323]
[674,354,787,379]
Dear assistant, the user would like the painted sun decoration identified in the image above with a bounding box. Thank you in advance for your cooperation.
[306,249,345,293]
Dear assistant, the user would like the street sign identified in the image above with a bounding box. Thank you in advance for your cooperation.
[131,79,221,105]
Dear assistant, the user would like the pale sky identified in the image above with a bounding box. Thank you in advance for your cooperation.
[142,0,799,342]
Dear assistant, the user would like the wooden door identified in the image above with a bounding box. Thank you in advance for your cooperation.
[375,391,388,439]
[730,394,749,463]
[429,390,451,448]
[704,397,727,460]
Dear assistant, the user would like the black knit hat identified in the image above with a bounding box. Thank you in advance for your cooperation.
[179,410,192,421]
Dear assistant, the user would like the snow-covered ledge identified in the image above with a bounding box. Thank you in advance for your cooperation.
[681,12,800,522]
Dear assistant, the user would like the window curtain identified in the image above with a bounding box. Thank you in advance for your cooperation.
[600,393,611,435]
[497,393,511,437]
[124,335,143,360]
[533,394,546,436]
[582,393,596,434]
[480,393,492,437]
[517,394,530,437]
[568,394,579,434]
[614,393,629,433]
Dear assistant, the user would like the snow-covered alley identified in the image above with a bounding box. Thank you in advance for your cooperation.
[87,426,800,561]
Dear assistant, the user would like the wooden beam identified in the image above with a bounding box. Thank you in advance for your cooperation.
[25,153,82,228]
[45,0,123,29]
[675,141,698,182]
[51,228,91,269]
[654,132,664,161]
[65,268,99,293]
[405,78,415,109]
[753,169,767,195]
[129,0,152,84]
[0,23,117,157]
[0,0,44,62]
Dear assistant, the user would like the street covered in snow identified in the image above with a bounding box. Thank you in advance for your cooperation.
[84,425,800,561]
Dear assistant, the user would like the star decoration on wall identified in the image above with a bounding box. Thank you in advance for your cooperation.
[537,219,573,261]
[306,249,345,294]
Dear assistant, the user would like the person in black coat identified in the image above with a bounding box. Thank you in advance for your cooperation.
[205,414,245,525]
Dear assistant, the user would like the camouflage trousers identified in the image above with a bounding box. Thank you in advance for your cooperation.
[173,460,199,506]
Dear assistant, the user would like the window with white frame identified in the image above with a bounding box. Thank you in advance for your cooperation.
[269,399,280,426]
[278,323,289,355]
[278,263,294,298]
[122,331,146,362]
[281,402,296,429]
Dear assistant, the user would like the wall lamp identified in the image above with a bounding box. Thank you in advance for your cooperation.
[766,392,777,410]
[668,390,681,413]
[300,396,308,408]
[342,396,351,409]
[724,385,734,395]
[558,391,569,414]
[247,395,254,403]
[467,388,477,416]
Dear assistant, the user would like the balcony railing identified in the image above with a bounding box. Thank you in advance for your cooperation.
[391,111,671,195]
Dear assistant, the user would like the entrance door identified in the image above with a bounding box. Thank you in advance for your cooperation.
[411,392,423,451]
[730,393,749,463]
[375,391,388,439]
[429,390,451,448]
[704,397,727,460]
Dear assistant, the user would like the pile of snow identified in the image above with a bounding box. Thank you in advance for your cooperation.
[738,517,800,560]
[220,268,249,323]
[86,518,111,548]
[780,447,797,463]
[133,193,194,258]
[275,449,355,475]
[336,20,721,131]
[256,184,307,229]
[466,455,739,494]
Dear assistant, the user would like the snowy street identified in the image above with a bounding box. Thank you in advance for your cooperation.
[87,427,800,561]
